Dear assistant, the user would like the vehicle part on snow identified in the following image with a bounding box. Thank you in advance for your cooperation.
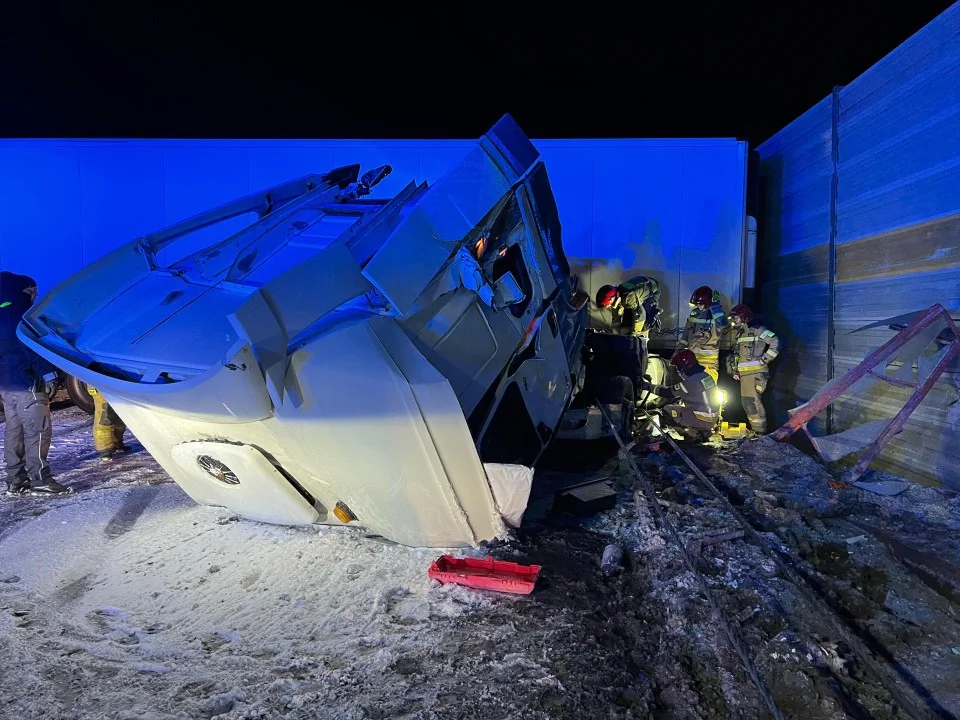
[18,115,588,547]
[428,555,541,595]
[554,479,618,516]
[484,463,534,528]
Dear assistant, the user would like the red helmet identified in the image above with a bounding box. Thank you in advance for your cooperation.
[595,285,618,308]
[690,286,713,307]
[670,349,698,374]
[730,303,754,324]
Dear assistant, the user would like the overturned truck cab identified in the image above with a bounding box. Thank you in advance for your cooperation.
[18,116,589,547]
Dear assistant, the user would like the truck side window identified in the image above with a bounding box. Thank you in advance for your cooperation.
[488,197,533,319]
[493,243,532,318]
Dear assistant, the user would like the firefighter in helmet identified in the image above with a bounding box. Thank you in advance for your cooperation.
[676,285,727,383]
[595,276,662,338]
[726,303,779,435]
[638,348,719,441]
[87,386,130,461]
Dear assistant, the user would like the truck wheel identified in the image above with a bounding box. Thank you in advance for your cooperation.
[65,375,96,415]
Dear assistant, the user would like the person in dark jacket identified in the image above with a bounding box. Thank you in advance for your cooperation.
[0,271,73,496]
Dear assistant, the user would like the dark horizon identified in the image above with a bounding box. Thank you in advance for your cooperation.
[0,2,954,146]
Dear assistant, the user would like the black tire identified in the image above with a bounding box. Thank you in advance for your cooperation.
[65,375,96,415]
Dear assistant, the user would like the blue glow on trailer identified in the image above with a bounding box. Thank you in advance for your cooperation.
[0,137,748,330]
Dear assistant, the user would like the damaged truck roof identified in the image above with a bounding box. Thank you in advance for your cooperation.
[19,115,590,547]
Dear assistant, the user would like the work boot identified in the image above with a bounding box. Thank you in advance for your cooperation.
[99,444,131,462]
[29,480,74,496]
[5,478,29,496]
[743,425,765,440]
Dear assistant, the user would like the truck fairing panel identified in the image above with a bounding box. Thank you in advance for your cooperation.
[19,115,588,548]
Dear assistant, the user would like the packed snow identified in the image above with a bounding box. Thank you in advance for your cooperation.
[0,408,526,719]
[3,405,960,719]
[1,485,516,719]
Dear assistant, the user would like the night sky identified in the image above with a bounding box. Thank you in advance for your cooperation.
[1,2,954,145]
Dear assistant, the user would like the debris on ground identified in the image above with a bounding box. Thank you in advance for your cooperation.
[853,479,911,496]
[427,555,541,595]
[1,407,959,718]
[600,544,625,576]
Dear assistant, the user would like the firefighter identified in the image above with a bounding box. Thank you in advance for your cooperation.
[638,349,719,441]
[726,303,779,435]
[595,276,662,337]
[676,285,727,383]
[87,386,130,461]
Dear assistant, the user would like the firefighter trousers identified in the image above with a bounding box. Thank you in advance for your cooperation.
[89,387,128,454]
[662,403,716,440]
[738,372,768,434]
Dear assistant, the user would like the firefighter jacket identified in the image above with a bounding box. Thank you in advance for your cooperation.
[617,276,660,335]
[677,302,727,358]
[727,324,780,376]
[620,276,660,307]
[640,368,718,424]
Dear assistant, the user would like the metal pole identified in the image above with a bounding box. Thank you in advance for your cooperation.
[827,85,842,434]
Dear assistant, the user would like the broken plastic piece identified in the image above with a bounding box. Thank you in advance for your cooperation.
[428,555,541,595]
[483,463,534,528]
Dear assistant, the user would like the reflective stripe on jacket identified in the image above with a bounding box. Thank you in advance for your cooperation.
[678,302,727,352]
[731,325,779,374]
[647,369,718,419]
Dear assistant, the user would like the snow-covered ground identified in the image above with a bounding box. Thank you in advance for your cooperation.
[1,483,521,719]
[0,408,534,719]
[3,405,960,719]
